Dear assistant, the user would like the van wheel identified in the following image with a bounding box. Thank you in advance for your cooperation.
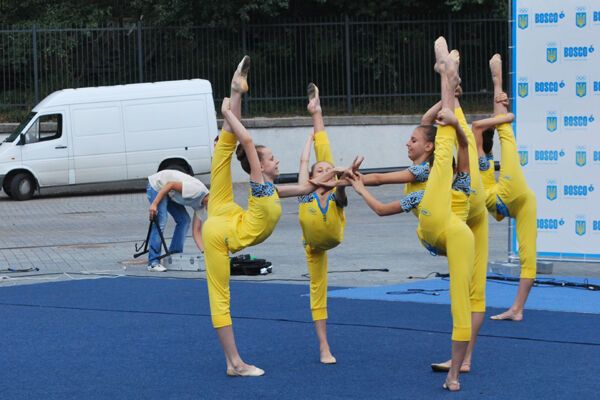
[10,173,35,201]
[2,180,12,197]
[162,162,190,175]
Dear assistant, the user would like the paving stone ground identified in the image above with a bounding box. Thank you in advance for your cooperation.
[1,183,598,288]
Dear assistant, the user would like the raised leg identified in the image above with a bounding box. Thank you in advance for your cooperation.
[209,56,250,215]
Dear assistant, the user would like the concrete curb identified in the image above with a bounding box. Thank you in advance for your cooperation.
[1,113,490,133]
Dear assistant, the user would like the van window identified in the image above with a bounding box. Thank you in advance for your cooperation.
[4,112,36,143]
[24,114,63,144]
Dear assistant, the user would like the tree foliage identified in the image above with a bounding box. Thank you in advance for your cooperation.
[0,0,505,28]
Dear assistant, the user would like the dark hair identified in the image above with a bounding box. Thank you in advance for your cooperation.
[482,129,494,154]
[236,143,266,174]
[416,124,437,164]
[417,124,437,144]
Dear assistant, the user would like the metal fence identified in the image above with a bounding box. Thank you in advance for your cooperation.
[1,16,507,120]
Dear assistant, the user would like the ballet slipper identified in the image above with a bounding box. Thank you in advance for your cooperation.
[443,379,461,392]
[307,83,322,114]
[431,360,471,373]
[226,365,265,377]
[231,55,251,94]
[320,352,337,365]
[490,309,523,321]
[307,82,319,101]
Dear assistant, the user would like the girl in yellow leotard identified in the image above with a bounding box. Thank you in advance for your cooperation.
[328,86,481,379]
[472,54,537,322]
[296,83,347,364]
[429,87,491,373]
[205,56,347,377]
[348,39,474,391]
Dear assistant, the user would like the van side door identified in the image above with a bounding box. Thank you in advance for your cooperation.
[20,112,69,186]
[70,104,127,183]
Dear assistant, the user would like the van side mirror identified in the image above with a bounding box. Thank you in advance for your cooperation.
[17,134,25,145]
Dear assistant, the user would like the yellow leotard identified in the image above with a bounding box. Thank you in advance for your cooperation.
[203,130,282,328]
[479,121,537,279]
[298,130,346,321]
[456,107,489,313]
[415,124,475,342]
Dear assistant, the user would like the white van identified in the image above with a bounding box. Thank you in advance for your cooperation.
[0,79,217,200]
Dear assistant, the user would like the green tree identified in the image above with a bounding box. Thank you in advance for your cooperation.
[0,0,504,27]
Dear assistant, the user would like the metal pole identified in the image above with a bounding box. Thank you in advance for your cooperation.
[137,20,144,82]
[508,0,514,103]
[507,0,515,262]
[32,25,40,104]
[344,15,352,114]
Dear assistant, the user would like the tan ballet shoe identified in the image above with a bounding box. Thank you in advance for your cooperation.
[307,82,319,101]
[490,310,523,321]
[443,379,461,392]
[320,353,337,365]
[431,360,471,373]
[231,55,251,93]
[306,83,322,114]
[226,365,265,377]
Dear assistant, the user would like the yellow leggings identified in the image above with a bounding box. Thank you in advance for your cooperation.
[417,125,474,342]
[466,210,488,312]
[305,246,329,320]
[456,108,489,313]
[302,130,343,321]
[481,123,537,279]
[204,130,281,328]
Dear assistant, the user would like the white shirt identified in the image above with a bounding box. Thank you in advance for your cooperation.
[148,170,209,218]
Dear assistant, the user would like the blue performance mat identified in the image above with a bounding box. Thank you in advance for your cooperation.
[1,277,599,399]
[329,275,600,314]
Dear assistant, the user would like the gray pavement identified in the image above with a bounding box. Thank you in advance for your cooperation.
[1,184,598,288]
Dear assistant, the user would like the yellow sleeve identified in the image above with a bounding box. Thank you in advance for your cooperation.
[314,130,334,165]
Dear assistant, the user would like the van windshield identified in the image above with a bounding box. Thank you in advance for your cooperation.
[4,112,37,143]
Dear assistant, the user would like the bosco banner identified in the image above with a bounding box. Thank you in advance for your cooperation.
[512,0,600,261]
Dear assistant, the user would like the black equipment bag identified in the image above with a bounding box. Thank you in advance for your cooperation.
[230,254,272,276]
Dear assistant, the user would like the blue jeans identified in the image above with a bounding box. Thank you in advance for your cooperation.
[146,184,191,266]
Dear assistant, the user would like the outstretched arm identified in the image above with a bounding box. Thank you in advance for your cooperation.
[471,113,515,133]
[306,83,334,164]
[421,101,442,125]
[322,164,419,188]
[297,132,314,185]
[349,174,404,216]
[221,98,263,183]
[277,168,338,198]
[363,169,418,186]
